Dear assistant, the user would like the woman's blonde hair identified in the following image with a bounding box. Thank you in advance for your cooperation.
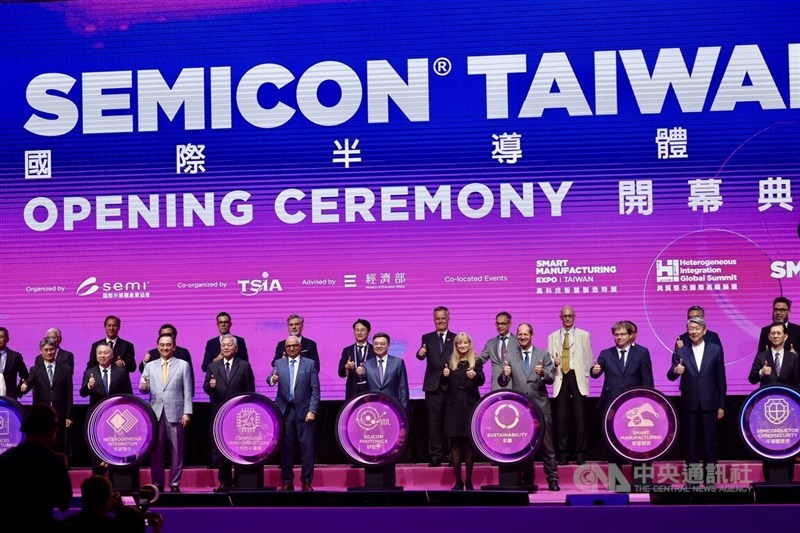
[450,331,477,370]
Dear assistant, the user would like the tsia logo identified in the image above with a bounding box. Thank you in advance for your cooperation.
[76,276,150,298]
[771,261,800,279]
[237,272,283,296]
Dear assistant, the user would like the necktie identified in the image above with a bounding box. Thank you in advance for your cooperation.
[500,336,508,358]
[47,364,54,385]
[378,358,385,384]
[562,332,571,373]
[162,361,168,384]
[524,351,531,373]
[774,352,782,377]
[102,368,109,393]
[225,361,231,377]
[357,345,363,366]
[108,340,114,351]
[619,349,626,371]
[288,359,296,402]
[438,333,445,353]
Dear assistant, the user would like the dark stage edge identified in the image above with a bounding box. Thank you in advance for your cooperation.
[147,489,531,507]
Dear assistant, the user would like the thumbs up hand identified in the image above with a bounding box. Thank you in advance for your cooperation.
[591,360,601,376]
[466,367,476,379]
[210,374,217,388]
[345,357,355,372]
[761,360,772,376]
[674,358,685,375]
[674,337,684,350]
[503,360,511,377]
[443,365,451,378]
[88,374,96,389]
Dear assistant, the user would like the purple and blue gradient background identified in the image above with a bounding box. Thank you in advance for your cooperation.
[1,0,798,402]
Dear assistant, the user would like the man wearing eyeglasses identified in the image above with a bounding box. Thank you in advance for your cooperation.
[338,319,375,400]
[547,306,594,465]
[756,297,800,355]
[479,311,518,391]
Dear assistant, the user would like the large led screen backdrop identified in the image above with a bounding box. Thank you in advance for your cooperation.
[1,0,798,402]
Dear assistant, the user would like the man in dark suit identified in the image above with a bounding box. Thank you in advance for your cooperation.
[756,296,800,354]
[202,312,249,372]
[80,343,133,404]
[268,336,320,491]
[204,334,256,491]
[499,323,560,491]
[274,314,320,372]
[139,324,194,393]
[359,332,409,410]
[748,321,800,482]
[338,318,375,399]
[80,342,133,474]
[88,315,136,373]
[0,326,28,398]
[38,327,74,378]
[592,320,655,413]
[416,306,455,467]
[202,312,249,468]
[668,316,726,479]
[676,306,723,349]
[20,337,74,459]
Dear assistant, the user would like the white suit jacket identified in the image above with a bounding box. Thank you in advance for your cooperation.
[548,327,593,397]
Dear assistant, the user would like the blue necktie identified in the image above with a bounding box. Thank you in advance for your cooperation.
[438,333,445,353]
[619,349,626,372]
[288,359,296,402]
[103,368,109,393]
[524,351,531,373]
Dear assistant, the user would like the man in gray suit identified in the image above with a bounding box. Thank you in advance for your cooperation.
[140,334,193,492]
[479,311,518,390]
[498,323,559,491]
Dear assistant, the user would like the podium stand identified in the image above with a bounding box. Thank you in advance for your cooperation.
[740,385,800,494]
[603,387,679,492]
[480,462,537,492]
[470,390,544,493]
[212,393,282,492]
[337,392,409,491]
[110,466,141,495]
[85,394,158,496]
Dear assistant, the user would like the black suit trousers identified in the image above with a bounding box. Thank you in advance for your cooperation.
[425,387,447,462]
[555,371,587,456]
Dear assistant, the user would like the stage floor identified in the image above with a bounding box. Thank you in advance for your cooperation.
[66,461,797,504]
